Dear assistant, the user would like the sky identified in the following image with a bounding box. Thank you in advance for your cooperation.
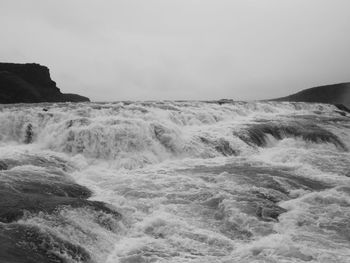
[1,0,350,101]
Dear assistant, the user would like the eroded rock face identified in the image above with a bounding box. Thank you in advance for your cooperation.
[0,63,90,103]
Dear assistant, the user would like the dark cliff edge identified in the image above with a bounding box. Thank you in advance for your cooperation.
[272,83,350,111]
[0,63,90,104]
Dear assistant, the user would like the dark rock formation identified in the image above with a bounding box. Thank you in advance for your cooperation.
[273,82,350,108]
[62,93,90,102]
[0,62,90,103]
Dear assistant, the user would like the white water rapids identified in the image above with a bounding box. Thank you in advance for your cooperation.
[0,101,349,263]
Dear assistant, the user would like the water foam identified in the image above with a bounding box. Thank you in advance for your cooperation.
[0,101,349,262]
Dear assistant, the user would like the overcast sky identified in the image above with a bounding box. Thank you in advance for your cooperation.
[1,0,350,101]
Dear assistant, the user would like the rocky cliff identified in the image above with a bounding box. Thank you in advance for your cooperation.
[0,63,90,103]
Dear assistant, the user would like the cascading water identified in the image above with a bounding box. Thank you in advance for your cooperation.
[0,101,349,263]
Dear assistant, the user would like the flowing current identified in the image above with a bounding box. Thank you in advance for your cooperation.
[0,101,349,263]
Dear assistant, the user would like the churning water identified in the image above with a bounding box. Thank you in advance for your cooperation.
[0,101,349,263]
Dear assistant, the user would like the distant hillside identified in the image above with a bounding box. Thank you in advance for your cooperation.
[274,83,350,108]
[0,63,90,104]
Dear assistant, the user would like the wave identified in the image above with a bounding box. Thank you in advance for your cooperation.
[0,152,124,262]
[238,121,348,150]
[0,101,347,169]
[0,101,349,262]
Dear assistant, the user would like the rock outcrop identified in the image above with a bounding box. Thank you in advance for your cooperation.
[0,63,90,103]
[273,83,350,108]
